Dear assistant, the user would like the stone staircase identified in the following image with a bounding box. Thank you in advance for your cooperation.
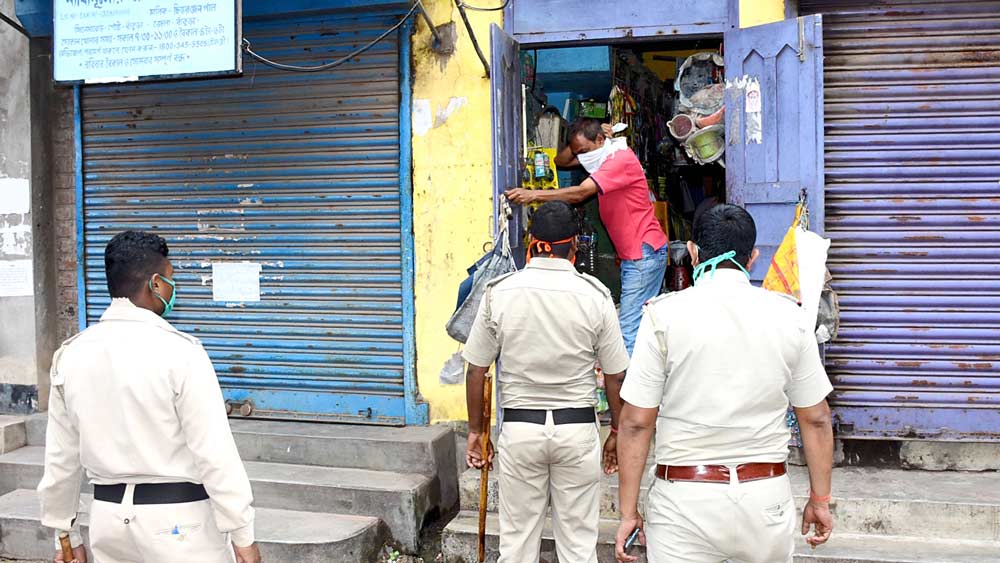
[0,414,458,563]
[441,453,1000,562]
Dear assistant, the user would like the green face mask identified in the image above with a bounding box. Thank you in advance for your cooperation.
[149,274,176,317]
[692,250,750,283]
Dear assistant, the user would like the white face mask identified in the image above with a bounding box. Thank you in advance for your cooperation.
[577,143,609,174]
[577,136,628,174]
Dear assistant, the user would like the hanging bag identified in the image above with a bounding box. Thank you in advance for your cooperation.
[762,203,805,302]
[446,223,517,343]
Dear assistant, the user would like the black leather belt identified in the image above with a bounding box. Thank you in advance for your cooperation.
[94,482,209,505]
[504,407,596,425]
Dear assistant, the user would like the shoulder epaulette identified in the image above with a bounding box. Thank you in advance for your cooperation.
[575,271,613,299]
[643,291,678,309]
[154,324,202,346]
[766,290,801,305]
[484,271,518,289]
[50,330,89,386]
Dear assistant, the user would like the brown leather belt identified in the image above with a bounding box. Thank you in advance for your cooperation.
[655,463,786,483]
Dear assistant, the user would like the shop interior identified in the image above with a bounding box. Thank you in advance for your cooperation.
[518,38,727,300]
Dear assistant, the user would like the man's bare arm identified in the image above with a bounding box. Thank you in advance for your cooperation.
[796,400,833,496]
[466,363,490,433]
[554,144,580,168]
[795,399,834,547]
[604,371,626,431]
[617,402,658,519]
[505,178,599,206]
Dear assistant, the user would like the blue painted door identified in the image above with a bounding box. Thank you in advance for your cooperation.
[724,15,825,282]
[490,23,526,265]
[79,8,418,425]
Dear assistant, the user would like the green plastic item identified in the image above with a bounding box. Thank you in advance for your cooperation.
[597,388,609,413]
[580,100,608,119]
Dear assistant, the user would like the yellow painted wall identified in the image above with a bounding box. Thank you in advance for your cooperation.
[740,0,786,28]
[411,0,788,423]
[411,0,500,422]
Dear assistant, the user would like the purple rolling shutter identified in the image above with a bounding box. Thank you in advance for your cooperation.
[800,0,1000,440]
[724,15,826,282]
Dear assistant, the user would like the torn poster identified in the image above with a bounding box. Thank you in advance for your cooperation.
[0,259,33,297]
[0,223,31,257]
[745,78,763,145]
[212,262,262,302]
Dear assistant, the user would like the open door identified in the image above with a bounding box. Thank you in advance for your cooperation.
[490,23,525,265]
[725,15,825,282]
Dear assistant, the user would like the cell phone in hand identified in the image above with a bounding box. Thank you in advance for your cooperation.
[624,527,641,552]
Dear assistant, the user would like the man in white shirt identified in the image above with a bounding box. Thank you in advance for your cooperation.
[463,202,630,563]
[613,204,835,563]
[39,230,261,563]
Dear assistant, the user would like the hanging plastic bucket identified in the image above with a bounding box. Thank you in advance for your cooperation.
[668,114,696,141]
[685,124,725,165]
[674,52,725,114]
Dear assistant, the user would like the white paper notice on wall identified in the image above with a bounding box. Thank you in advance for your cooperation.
[212,262,262,302]
[0,260,33,297]
[745,78,763,145]
[0,178,30,214]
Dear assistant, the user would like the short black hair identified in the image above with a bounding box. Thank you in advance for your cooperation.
[568,118,604,142]
[529,202,580,258]
[104,230,170,298]
[692,204,756,266]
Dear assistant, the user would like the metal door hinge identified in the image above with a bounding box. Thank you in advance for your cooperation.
[797,18,806,62]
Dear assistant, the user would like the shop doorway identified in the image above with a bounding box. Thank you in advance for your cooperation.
[494,35,728,298]
[490,15,825,293]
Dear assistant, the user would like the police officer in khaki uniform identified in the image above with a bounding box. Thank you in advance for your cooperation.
[614,204,835,563]
[39,230,261,563]
[464,202,631,563]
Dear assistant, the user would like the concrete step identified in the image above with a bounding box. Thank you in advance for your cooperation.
[0,415,27,455]
[24,416,459,518]
[0,489,385,563]
[441,510,1000,563]
[228,419,455,474]
[0,446,433,551]
[458,465,1000,543]
[24,413,46,447]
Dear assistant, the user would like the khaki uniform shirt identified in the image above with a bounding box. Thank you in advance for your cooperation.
[38,298,255,546]
[462,258,630,410]
[620,269,833,466]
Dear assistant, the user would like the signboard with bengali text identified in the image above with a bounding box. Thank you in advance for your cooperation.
[54,0,241,83]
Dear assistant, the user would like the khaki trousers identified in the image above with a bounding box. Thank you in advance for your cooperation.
[496,416,602,563]
[644,473,796,563]
[89,484,236,563]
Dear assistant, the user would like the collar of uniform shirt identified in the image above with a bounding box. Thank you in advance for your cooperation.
[525,257,576,271]
[100,296,176,330]
[693,267,751,287]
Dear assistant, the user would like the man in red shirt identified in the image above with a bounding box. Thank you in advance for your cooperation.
[506,119,668,355]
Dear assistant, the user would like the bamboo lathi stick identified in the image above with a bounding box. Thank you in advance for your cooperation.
[477,374,493,563]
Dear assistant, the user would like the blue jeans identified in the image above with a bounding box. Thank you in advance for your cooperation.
[619,243,668,356]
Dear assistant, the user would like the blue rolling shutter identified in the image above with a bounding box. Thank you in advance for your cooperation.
[80,9,410,424]
[724,15,826,282]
